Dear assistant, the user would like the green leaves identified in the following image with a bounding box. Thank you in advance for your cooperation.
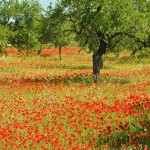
[10,0,43,50]
[40,3,73,49]
[48,0,150,54]
[0,0,43,50]
[0,0,14,50]
[0,25,8,50]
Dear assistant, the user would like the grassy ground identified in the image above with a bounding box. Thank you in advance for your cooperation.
[0,49,150,149]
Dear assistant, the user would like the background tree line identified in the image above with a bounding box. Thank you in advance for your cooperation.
[0,0,43,51]
[0,0,150,82]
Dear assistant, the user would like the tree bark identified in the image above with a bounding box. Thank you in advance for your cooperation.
[93,53,103,83]
[59,47,62,61]
[93,35,106,83]
[128,49,137,59]
[38,49,42,56]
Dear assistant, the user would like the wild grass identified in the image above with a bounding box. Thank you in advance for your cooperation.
[0,49,149,149]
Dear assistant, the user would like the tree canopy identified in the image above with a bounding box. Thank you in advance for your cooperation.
[0,0,43,51]
[52,0,150,52]
[0,0,149,54]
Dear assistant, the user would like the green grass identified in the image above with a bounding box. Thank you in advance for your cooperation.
[0,50,149,149]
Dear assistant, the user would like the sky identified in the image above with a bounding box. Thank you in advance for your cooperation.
[39,0,57,9]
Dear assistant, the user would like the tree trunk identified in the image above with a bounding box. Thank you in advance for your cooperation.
[92,32,106,83]
[38,49,42,56]
[59,47,62,61]
[93,53,103,83]
[128,50,137,59]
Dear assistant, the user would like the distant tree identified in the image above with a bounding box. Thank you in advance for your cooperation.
[8,0,43,51]
[0,0,14,26]
[0,25,8,52]
[0,0,14,52]
[40,4,73,60]
[122,0,150,59]
[46,0,150,83]
[0,0,43,52]
[107,0,150,59]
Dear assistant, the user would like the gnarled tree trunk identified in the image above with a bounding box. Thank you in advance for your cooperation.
[93,53,103,83]
[93,35,106,83]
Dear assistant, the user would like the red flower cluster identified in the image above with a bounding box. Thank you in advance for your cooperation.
[5,49,18,55]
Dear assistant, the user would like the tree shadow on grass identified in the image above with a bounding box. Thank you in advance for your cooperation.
[39,76,130,85]
[101,77,130,84]
[1,75,130,85]
[45,76,93,85]
[37,64,92,70]
[68,65,92,70]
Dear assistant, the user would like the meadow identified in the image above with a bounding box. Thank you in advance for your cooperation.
[0,48,150,150]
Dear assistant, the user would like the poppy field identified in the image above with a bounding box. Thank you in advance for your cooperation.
[0,48,150,150]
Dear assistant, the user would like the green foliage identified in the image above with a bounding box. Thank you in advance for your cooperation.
[40,3,73,49]
[0,25,9,50]
[0,0,150,56]
[111,0,150,57]
[0,0,14,50]
[46,0,150,55]
[10,0,43,50]
[0,0,43,50]
[0,0,14,25]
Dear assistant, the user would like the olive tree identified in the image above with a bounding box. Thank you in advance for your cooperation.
[49,0,150,83]
[125,0,150,59]
[0,0,43,52]
[9,0,43,51]
[107,0,150,59]
[0,0,14,51]
[40,4,73,60]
